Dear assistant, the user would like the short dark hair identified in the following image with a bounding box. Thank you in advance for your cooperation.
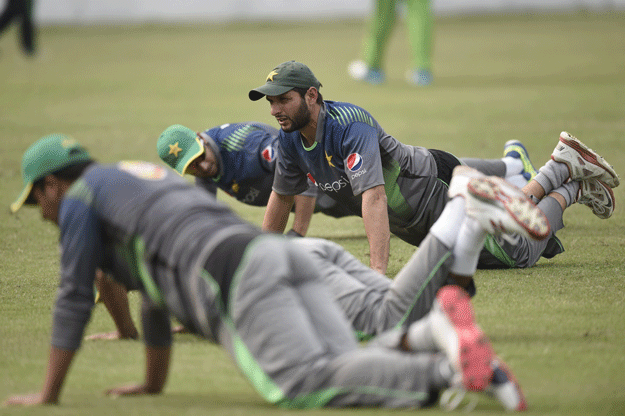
[292,87,323,105]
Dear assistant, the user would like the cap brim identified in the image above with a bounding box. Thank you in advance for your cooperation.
[248,84,294,101]
[10,182,33,214]
[174,137,205,175]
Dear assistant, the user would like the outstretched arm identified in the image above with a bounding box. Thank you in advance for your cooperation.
[86,270,139,341]
[106,297,171,396]
[4,346,76,406]
[262,191,294,233]
[361,185,390,275]
[290,194,316,236]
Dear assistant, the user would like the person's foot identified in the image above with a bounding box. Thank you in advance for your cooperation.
[577,178,615,219]
[406,68,432,86]
[503,140,538,181]
[430,286,494,392]
[487,356,528,411]
[551,131,620,188]
[448,165,486,199]
[466,175,551,241]
[347,60,385,84]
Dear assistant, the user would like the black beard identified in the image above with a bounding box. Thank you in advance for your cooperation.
[281,99,311,133]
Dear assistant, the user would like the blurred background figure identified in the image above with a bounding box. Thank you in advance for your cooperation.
[348,0,433,86]
[0,0,36,56]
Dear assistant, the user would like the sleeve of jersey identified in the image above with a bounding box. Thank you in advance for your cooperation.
[342,123,385,196]
[298,180,319,198]
[141,296,172,347]
[51,198,103,351]
[272,137,310,196]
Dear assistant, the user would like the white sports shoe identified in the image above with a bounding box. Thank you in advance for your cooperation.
[448,165,486,199]
[577,178,615,219]
[466,175,551,241]
[551,131,620,188]
[347,60,385,84]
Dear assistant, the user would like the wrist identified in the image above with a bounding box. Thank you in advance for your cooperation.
[285,229,303,237]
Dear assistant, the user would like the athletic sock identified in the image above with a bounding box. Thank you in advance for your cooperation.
[502,156,524,176]
[429,197,466,248]
[534,160,570,196]
[406,316,438,352]
[551,181,580,208]
[505,173,529,189]
[450,216,487,276]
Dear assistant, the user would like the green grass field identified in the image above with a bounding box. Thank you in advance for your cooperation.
[1,11,625,416]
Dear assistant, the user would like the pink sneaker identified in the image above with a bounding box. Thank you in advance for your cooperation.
[430,286,494,391]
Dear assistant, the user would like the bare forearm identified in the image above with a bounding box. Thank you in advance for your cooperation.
[41,346,76,404]
[95,270,139,339]
[262,191,294,233]
[144,345,170,393]
[291,195,316,236]
[362,186,390,275]
[105,345,170,397]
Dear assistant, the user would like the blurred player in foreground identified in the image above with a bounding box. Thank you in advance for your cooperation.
[250,61,619,274]
[4,135,546,411]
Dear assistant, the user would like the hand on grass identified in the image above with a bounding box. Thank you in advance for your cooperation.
[106,384,155,397]
[85,330,122,341]
[85,330,139,341]
[3,392,49,406]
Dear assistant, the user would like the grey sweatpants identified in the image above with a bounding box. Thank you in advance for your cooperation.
[218,236,441,409]
[293,234,454,338]
[477,195,565,268]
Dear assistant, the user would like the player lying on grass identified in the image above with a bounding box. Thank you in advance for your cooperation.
[5,135,545,411]
[157,122,352,237]
[249,60,620,273]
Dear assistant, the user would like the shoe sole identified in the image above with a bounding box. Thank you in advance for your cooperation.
[552,132,620,188]
[579,179,615,219]
[433,286,494,392]
[467,177,551,240]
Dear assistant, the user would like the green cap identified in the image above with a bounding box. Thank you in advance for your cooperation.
[249,60,322,101]
[157,125,205,175]
[11,134,92,213]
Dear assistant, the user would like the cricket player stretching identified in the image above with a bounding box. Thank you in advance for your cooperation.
[250,61,619,274]
[7,135,555,411]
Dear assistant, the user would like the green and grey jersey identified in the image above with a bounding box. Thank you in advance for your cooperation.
[273,101,440,228]
[52,162,261,351]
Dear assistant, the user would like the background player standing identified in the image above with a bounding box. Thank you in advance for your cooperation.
[348,0,434,85]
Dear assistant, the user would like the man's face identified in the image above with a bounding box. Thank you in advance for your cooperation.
[186,142,219,178]
[266,90,311,133]
[32,177,63,224]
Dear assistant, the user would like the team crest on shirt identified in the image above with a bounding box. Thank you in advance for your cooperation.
[118,161,167,180]
[261,145,276,162]
[346,153,363,172]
